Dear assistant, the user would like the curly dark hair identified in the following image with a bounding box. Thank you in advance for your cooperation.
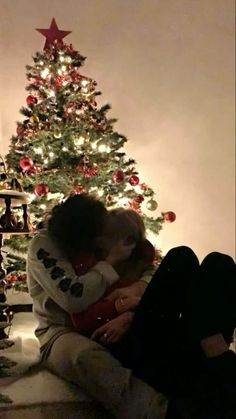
[47,194,108,260]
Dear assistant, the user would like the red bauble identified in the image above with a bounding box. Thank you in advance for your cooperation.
[26,95,38,106]
[134,194,144,204]
[129,175,139,186]
[26,166,37,175]
[74,185,84,194]
[19,156,34,171]
[163,211,176,223]
[112,169,125,183]
[34,183,49,197]
[26,165,42,175]
[7,274,17,284]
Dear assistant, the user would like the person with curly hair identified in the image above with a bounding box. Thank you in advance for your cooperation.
[27,194,168,419]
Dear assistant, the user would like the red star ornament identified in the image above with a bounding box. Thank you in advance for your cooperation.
[36,18,71,49]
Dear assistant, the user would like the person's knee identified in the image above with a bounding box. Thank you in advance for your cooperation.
[201,253,236,280]
[202,252,235,266]
[167,245,199,265]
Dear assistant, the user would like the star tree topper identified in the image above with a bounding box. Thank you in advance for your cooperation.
[36,18,71,49]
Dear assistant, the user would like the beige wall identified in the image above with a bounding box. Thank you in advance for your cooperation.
[0,0,235,260]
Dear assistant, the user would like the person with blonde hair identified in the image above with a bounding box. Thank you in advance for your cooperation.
[71,207,156,338]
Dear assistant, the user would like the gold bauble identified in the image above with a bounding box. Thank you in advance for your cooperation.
[29,115,39,124]
[146,199,158,211]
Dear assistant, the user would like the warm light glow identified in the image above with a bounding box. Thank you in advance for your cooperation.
[97,143,111,153]
[28,193,36,203]
[90,187,104,197]
[98,144,107,153]
[46,192,64,201]
[81,79,89,87]
[41,68,50,78]
[74,136,85,146]
[117,197,129,206]
[49,152,54,158]
[75,109,84,115]
[65,56,72,63]
[48,90,55,97]
[34,147,43,155]
[97,189,104,197]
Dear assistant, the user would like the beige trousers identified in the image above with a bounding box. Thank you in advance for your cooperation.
[43,332,168,419]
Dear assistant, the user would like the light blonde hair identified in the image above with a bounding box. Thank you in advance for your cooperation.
[107,208,146,244]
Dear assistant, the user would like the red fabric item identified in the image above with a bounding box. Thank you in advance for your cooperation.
[71,278,132,336]
[71,239,155,336]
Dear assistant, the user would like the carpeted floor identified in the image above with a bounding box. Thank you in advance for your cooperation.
[0,402,113,419]
[0,306,113,418]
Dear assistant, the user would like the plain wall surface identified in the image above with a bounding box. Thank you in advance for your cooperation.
[0,0,235,260]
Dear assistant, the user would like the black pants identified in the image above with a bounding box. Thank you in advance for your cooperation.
[111,246,236,418]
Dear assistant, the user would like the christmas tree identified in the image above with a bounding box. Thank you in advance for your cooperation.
[2,19,176,290]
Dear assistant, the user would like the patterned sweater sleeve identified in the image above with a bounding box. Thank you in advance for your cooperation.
[27,230,119,314]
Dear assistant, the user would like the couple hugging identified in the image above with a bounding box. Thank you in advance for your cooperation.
[27,194,236,419]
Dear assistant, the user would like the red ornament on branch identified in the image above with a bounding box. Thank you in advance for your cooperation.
[134,194,144,204]
[112,169,125,183]
[19,156,34,171]
[76,164,97,178]
[26,166,37,175]
[129,199,142,212]
[73,185,85,194]
[163,211,176,222]
[84,166,97,178]
[26,165,42,176]
[26,95,38,106]
[129,175,139,186]
[34,183,49,197]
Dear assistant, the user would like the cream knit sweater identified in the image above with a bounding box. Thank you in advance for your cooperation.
[27,229,119,349]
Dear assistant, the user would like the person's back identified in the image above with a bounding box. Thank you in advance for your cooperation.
[27,228,74,348]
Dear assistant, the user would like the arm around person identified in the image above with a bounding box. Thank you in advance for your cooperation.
[27,229,119,314]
